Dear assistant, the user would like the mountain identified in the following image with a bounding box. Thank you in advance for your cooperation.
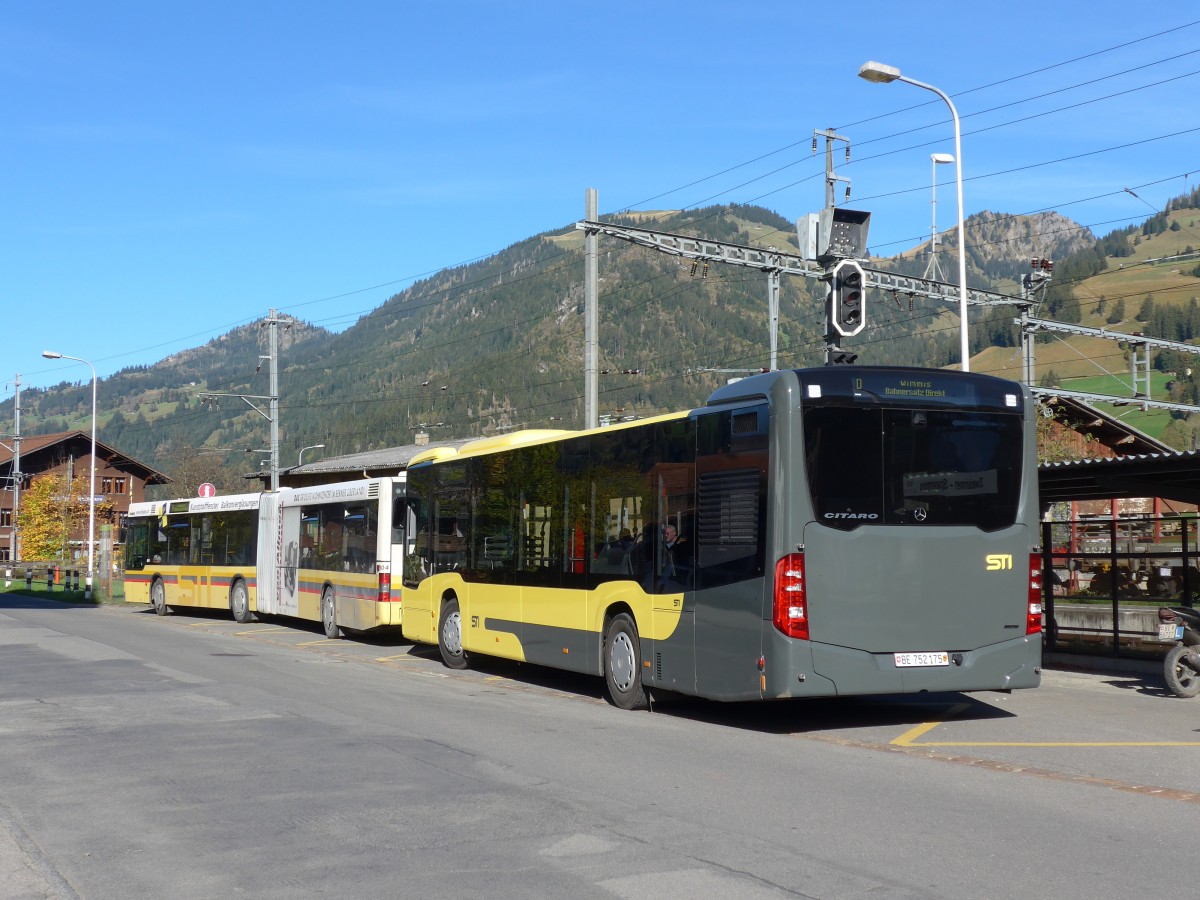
[8,197,1192,488]
[894,209,1096,286]
[975,185,1200,447]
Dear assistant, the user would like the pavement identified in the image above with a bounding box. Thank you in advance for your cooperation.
[0,804,76,900]
[0,590,1172,900]
[1043,649,1164,677]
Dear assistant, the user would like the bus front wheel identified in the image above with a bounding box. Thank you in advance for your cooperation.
[151,579,169,617]
[321,588,341,639]
[230,579,252,624]
[604,613,648,711]
[439,598,468,670]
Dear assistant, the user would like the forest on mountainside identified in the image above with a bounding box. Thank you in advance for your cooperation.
[8,192,1199,488]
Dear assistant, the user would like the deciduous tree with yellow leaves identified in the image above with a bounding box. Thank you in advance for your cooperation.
[17,473,113,562]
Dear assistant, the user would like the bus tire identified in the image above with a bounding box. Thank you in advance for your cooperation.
[604,613,648,711]
[1164,644,1200,698]
[151,578,169,616]
[439,597,468,670]
[321,587,341,639]
[230,579,252,624]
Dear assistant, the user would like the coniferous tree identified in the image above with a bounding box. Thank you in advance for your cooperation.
[1106,298,1126,325]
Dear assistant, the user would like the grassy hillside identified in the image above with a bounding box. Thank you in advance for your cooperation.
[997,199,1200,446]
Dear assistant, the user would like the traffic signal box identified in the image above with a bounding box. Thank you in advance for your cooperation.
[830,259,866,337]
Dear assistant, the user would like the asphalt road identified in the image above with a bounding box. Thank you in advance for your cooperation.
[1,596,1196,899]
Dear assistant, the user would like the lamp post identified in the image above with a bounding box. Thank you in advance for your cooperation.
[858,61,971,371]
[42,350,97,600]
[297,444,325,467]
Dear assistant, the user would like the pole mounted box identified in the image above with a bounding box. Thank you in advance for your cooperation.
[798,208,872,261]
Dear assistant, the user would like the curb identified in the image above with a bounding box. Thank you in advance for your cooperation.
[1044,651,1162,677]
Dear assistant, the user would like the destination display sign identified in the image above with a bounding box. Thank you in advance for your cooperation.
[798,367,1023,410]
[903,469,998,498]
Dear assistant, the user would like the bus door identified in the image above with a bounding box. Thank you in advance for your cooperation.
[165,515,196,606]
[643,421,698,693]
[387,483,418,626]
[518,448,590,670]
[256,493,299,617]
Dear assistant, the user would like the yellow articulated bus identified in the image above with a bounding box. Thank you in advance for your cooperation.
[124,476,414,637]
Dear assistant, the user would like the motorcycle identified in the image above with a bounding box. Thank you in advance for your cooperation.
[1157,606,1200,698]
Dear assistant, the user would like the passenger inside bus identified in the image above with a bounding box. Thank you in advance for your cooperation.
[659,523,693,591]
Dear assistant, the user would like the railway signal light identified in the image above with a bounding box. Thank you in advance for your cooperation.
[830,259,866,337]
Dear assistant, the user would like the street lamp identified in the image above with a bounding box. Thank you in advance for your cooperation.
[42,350,97,600]
[297,444,325,467]
[858,61,971,371]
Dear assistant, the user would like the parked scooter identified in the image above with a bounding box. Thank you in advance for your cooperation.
[1157,606,1200,697]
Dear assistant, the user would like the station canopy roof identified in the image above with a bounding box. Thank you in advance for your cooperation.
[1040,450,1200,505]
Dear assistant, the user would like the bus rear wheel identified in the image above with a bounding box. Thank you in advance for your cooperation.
[230,579,252,624]
[439,598,468,670]
[321,588,341,639]
[151,579,169,616]
[604,613,648,710]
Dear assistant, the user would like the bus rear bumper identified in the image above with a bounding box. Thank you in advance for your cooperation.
[807,635,1042,696]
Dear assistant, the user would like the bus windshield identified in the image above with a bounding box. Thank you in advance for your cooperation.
[804,406,1023,531]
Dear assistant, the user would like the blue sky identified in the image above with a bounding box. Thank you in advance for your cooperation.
[5,1,1198,397]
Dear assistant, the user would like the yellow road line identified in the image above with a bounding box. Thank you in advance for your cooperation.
[892,720,945,746]
[905,739,1200,747]
[892,703,970,746]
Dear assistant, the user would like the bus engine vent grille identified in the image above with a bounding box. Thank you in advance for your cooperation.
[656,652,662,681]
[367,483,380,498]
[731,410,762,435]
[697,469,761,545]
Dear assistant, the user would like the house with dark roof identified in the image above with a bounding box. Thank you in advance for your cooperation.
[0,430,171,562]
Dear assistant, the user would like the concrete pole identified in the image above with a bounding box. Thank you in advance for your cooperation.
[268,308,280,493]
[11,374,20,563]
[585,189,599,429]
[767,268,780,371]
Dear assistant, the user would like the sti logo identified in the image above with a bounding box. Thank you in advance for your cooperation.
[985,554,1013,571]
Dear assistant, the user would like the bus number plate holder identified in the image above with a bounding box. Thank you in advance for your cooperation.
[894,651,949,668]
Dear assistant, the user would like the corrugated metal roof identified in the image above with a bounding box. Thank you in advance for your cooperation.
[1039,449,1200,504]
[1039,394,1173,456]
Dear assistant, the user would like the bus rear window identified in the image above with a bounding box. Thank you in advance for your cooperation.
[804,406,1023,531]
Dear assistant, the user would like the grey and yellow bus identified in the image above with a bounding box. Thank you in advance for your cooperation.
[401,366,1042,709]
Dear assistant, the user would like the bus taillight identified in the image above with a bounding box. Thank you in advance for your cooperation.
[773,553,808,640]
[378,572,391,604]
[1027,553,1043,634]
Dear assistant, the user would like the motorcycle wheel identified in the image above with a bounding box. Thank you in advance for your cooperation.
[1164,644,1200,698]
